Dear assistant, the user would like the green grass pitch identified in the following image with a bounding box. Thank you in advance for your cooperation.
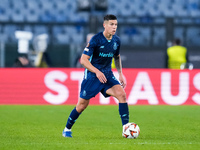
[0,105,200,150]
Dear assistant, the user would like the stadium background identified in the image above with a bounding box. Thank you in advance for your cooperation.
[0,0,200,105]
[0,0,200,68]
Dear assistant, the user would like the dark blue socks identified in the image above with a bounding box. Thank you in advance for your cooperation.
[66,104,129,129]
[66,107,81,129]
[119,103,129,126]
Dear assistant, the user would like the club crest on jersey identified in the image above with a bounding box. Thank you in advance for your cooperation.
[113,42,117,50]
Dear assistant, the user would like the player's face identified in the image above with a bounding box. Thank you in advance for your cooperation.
[104,20,117,35]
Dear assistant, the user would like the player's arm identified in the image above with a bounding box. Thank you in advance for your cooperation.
[80,54,107,83]
[113,54,126,88]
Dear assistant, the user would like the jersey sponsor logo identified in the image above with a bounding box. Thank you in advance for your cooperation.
[113,42,117,50]
[84,47,89,52]
[99,52,114,57]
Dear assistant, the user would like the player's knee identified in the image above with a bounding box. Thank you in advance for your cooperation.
[116,91,126,102]
[76,105,87,113]
[76,101,89,113]
[121,92,127,102]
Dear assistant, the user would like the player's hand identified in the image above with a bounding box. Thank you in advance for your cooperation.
[96,70,107,83]
[119,74,126,88]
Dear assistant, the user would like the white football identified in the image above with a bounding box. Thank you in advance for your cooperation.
[122,122,140,139]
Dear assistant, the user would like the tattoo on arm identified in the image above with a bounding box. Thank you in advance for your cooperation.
[114,55,122,73]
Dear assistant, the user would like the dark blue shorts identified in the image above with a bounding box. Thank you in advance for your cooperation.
[80,72,120,100]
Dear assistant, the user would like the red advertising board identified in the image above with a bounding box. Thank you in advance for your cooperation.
[0,68,200,105]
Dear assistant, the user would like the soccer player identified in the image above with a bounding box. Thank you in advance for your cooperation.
[62,14,129,137]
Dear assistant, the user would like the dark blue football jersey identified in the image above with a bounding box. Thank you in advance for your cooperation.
[83,32,121,78]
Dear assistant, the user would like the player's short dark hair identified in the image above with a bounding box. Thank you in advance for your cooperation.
[174,38,181,45]
[104,14,117,21]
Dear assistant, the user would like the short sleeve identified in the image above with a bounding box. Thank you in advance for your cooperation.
[83,36,97,57]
